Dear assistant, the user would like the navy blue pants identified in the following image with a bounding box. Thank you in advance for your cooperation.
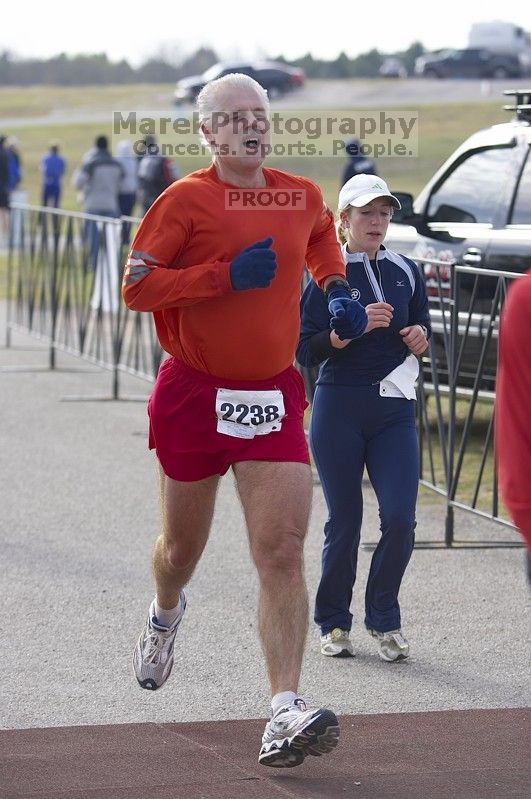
[42,183,61,208]
[310,384,418,635]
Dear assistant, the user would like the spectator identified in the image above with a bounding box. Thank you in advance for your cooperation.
[341,137,377,189]
[495,271,531,579]
[137,134,180,214]
[73,135,124,266]
[115,139,138,245]
[41,141,66,208]
[7,136,22,193]
[0,135,10,238]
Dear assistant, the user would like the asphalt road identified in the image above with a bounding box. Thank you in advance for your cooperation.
[2,78,530,130]
[0,311,527,732]
[274,77,531,108]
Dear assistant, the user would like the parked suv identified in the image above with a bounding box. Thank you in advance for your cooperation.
[385,88,531,388]
[174,61,305,103]
[414,49,522,79]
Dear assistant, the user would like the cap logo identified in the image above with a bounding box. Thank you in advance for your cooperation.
[372,182,385,190]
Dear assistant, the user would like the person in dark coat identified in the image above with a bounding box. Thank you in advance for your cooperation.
[340,137,378,188]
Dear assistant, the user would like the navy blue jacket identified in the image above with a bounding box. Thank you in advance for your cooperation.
[296,244,431,387]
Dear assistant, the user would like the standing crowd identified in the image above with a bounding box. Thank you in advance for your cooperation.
[0,131,180,237]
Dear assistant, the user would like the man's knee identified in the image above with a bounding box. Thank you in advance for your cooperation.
[163,536,204,572]
[252,529,305,578]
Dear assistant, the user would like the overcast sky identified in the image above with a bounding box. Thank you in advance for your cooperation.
[2,0,529,66]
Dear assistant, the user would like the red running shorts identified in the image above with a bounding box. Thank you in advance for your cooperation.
[148,357,310,481]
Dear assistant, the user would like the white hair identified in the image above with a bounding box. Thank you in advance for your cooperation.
[197,73,270,135]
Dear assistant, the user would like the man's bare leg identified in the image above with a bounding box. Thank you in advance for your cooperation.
[133,467,220,690]
[153,465,220,608]
[233,460,312,695]
[235,460,339,768]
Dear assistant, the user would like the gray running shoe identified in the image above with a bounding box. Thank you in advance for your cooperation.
[320,628,355,657]
[368,628,410,662]
[132,592,186,690]
[259,698,340,768]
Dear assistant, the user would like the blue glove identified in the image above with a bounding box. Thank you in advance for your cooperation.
[230,237,277,291]
[327,285,367,340]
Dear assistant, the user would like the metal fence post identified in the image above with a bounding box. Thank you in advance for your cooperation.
[5,213,14,349]
[48,212,59,371]
[445,263,458,546]
[111,218,122,401]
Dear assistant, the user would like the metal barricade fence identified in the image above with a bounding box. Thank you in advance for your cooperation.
[420,261,522,546]
[5,204,162,398]
[300,258,522,548]
[4,206,523,546]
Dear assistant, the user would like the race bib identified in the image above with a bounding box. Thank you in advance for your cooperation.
[215,388,285,439]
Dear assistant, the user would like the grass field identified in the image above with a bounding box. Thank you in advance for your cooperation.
[0,83,508,211]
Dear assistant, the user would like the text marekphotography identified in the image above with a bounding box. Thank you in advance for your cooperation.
[112,111,419,158]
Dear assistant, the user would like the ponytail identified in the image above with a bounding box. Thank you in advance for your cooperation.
[336,217,346,245]
[336,205,351,245]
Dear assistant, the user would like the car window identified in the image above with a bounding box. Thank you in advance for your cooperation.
[510,150,531,225]
[427,147,515,225]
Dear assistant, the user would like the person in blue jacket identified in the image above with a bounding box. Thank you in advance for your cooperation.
[296,173,431,662]
[41,142,66,208]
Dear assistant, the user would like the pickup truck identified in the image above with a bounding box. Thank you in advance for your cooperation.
[384,88,531,388]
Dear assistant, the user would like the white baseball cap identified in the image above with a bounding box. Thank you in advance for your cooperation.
[338,173,401,210]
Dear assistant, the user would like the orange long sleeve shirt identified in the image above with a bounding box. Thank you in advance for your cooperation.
[122,164,345,379]
[495,272,531,551]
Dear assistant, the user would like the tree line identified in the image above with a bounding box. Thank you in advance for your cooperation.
[0,43,426,86]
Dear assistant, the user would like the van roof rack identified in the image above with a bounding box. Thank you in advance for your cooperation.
[503,89,531,121]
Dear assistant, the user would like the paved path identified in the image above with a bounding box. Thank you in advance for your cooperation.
[1,317,528,797]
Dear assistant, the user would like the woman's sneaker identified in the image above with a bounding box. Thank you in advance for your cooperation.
[259,698,340,768]
[368,628,409,662]
[320,628,354,657]
[132,592,186,690]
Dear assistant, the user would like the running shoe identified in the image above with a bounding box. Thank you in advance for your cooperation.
[259,698,340,768]
[133,592,186,690]
[320,628,354,658]
[368,628,409,662]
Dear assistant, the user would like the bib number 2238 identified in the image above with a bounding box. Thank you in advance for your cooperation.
[215,388,285,439]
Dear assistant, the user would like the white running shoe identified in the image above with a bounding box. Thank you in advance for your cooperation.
[259,698,340,768]
[320,628,355,658]
[132,592,186,690]
[368,628,410,662]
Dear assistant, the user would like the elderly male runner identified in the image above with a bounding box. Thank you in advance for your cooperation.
[122,74,367,768]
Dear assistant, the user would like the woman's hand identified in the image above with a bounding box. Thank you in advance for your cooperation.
[400,324,429,355]
[365,302,394,333]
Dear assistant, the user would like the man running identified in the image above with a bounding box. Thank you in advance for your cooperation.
[122,73,367,768]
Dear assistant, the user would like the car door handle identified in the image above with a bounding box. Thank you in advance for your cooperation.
[462,248,483,265]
